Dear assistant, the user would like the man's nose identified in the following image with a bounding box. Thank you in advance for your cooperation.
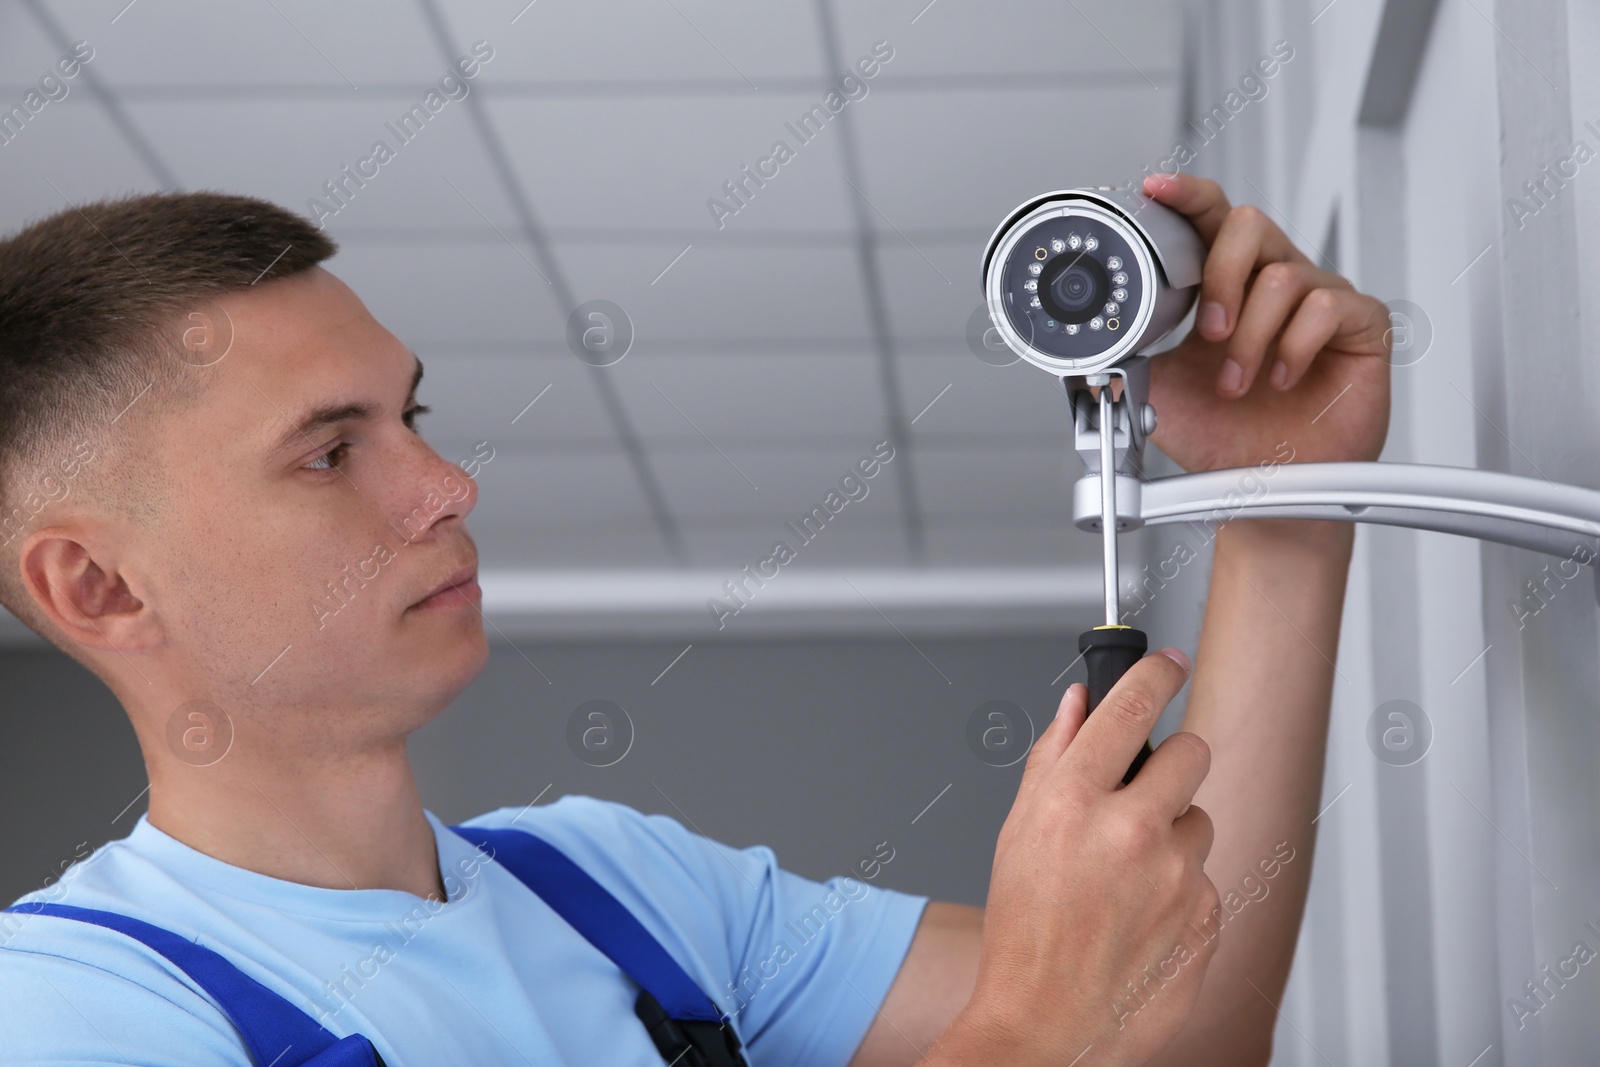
[394,439,479,538]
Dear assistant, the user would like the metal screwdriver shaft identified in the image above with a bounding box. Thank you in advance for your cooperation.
[1098,384,1120,627]
[1078,379,1154,784]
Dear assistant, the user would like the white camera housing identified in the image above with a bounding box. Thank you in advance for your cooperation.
[981,185,1205,376]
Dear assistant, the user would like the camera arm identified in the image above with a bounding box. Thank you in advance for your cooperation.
[1065,363,1600,594]
[1073,461,1600,564]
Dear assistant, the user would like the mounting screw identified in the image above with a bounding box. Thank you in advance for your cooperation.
[1141,403,1158,435]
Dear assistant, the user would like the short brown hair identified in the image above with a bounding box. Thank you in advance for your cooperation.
[0,191,336,647]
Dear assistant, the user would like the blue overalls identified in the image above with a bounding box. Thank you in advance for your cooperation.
[2,824,750,1067]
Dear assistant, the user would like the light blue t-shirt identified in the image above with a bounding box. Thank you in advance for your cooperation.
[0,795,930,1065]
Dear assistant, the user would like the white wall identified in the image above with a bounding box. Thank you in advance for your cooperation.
[1149,1,1600,1063]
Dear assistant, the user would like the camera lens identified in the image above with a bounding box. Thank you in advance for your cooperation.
[1057,267,1092,306]
[1041,255,1110,324]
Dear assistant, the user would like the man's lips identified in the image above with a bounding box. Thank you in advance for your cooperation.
[410,562,479,609]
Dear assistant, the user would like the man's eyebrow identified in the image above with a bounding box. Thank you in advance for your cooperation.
[267,354,425,457]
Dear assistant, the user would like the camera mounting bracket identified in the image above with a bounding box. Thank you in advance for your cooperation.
[1065,358,1158,624]
[1064,357,1154,519]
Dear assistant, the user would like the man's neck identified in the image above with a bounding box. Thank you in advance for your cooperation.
[144,740,448,901]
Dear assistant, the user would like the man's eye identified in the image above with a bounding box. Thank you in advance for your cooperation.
[305,443,350,472]
[305,406,429,473]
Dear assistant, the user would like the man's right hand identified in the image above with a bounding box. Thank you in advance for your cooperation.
[926,648,1221,1067]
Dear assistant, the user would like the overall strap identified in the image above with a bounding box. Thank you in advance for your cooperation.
[450,824,748,1067]
[3,902,381,1067]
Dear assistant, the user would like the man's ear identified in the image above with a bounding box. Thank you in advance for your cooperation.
[18,524,162,653]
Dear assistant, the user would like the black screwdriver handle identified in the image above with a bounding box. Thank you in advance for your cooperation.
[1078,626,1154,785]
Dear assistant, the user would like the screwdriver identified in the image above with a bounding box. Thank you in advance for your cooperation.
[1078,381,1153,785]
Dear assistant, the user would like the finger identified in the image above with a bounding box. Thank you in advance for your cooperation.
[1124,730,1211,819]
[1057,650,1191,793]
[1273,289,1394,390]
[1171,804,1215,867]
[1195,206,1311,353]
[1141,172,1233,246]
[1018,683,1087,794]
[1051,681,1089,753]
[1221,261,1320,396]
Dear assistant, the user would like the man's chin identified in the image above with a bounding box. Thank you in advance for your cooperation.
[396,613,490,690]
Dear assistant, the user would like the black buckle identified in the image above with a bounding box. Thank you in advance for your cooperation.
[633,989,749,1067]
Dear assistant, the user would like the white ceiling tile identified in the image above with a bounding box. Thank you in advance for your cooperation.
[610,351,885,440]
[119,99,519,230]
[415,355,619,447]
[833,0,1182,80]
[440,0,828,83]
[468,448,655,528]
[894,346,1071,443]
[485,94,860,234]
[854,87,1182,233]
[556,242,873,342]
[915,444,1079,517]
[872,237,979,333]
[0,5,72,93]
[34,0,443,88]
[649,440,904,523]
[323,240,564,346]
[0,102,166,231]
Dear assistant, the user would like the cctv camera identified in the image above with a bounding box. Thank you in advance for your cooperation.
[980,185,1204,376]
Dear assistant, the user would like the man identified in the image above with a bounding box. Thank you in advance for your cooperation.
[0,171,1389,1065]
